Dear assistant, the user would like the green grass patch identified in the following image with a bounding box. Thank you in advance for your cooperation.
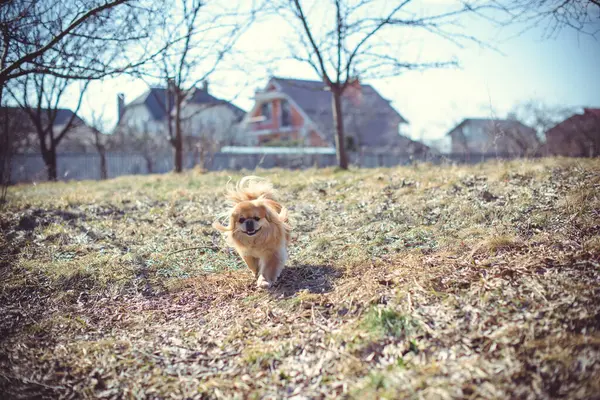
[362,307,420,338]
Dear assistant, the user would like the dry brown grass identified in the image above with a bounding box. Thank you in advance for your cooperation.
[1,157,599,399]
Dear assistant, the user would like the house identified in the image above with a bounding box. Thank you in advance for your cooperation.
[446,118,539,155]
[240,77,429,154]
[114,82,245,151]
[0,106,97,154]
[545,108,600,157]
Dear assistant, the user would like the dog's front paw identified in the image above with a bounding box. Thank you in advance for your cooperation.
[256,275,272,289]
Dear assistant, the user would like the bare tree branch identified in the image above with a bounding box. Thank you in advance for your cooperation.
[344,0,412,87]
[5,73,91,180]
[0,0,130,82]
[290,0,332,85]
[498,0,600,38]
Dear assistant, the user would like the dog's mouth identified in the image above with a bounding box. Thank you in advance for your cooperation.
[244,227,262,236]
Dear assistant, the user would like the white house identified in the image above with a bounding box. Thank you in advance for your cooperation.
[113,82,245,150]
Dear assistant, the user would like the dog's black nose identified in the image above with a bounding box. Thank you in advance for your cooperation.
[246,220,254,231]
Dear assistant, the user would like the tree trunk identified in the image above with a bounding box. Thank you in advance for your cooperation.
[0,85,10,202]
[332,88,349,169]
[144,155,153,173]
[193,145,201,168]
[0,108,11,203]
[174,99,183,173]
[99,149,108,180]
[42,146,58,181]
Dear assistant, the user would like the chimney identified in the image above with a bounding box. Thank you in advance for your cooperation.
[117,93,125,122]
[202,80,209,93]
[344,78,362,106]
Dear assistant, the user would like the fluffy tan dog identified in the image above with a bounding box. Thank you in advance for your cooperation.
[213,176,291,288]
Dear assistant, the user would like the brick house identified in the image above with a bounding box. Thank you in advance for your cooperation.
[447,118,539,155]
[240,77,429,154]
[545,108,600,157]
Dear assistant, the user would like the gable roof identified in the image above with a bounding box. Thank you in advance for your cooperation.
[583,108,600,118]
[0,106,84,127]
[447,118,536,138]
[269,77,409,146]
[546,108,600,137]
[125,87,245,121]
[54,109,82,126]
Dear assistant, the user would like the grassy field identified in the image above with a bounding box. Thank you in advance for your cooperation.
[1,158,599,399]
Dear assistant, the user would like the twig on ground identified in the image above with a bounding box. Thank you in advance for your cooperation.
[167,246,220,256]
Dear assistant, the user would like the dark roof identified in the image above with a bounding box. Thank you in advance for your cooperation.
[447,118,536,137]
[583,108,600,118]
[125,87,245,121]
[546,108,600,137]
[0,106,83,126]
[54,109,81,125]
[270,77,409,147]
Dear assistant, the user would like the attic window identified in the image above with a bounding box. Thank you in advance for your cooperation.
[261,102,272,121]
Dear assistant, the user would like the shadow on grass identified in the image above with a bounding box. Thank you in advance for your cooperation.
[0,212,53,345]
[273,264,342,297]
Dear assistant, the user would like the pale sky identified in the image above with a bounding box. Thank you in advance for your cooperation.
[72,1,600,143]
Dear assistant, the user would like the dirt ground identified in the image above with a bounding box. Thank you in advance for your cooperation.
[1,158,599,399]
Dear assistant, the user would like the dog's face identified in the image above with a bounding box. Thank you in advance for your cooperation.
[213,197,288,249]
[230,201,270,239]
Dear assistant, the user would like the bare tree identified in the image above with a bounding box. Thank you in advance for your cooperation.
[86,109,112,179]
[94,127,109,180]
[508,100,575,138]
[114,122,169,174]
[0,0,160,183]
[0,106,32,203]
[6,74,90,181]
[182,108,242,168]
[0,0,156,103]
[140,0,258,173]
[276,0,499,169]
[498,0,600,38]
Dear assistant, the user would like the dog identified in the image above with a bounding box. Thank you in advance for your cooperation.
[213,176,291,288]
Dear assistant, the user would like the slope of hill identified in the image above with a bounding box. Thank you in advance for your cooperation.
[1,158,599,398]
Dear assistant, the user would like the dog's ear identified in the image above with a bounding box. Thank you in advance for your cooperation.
[261,204,277,223]
[212,213,235,232]
[212,221,229,232]
[261,198,283,214]
[278,206,289,223]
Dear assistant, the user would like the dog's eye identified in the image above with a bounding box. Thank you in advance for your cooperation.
[253,216,260,221]
[238,217,246,223]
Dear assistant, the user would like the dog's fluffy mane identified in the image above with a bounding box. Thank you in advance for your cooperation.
[214,176,290,231]
[226,176,277,204]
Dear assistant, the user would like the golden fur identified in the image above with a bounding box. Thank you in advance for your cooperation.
[213,176,292,288]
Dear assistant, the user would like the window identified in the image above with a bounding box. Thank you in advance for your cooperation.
[345,136,357,152]
[281,99,291,127]
[261,102,272,121]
